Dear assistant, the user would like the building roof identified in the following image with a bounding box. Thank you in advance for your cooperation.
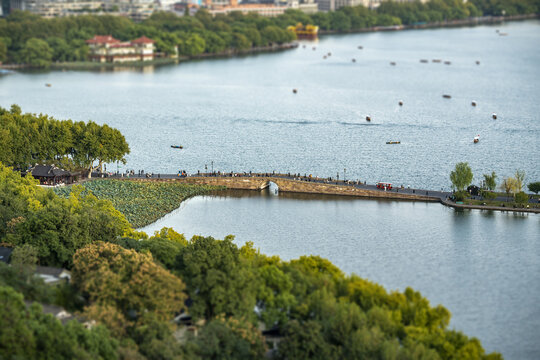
[31,165,71,178]
[35,266,71,284]
[0,247,13,263]
[131,36,155,44]
[25,301,76,324]
[86,35,121,45]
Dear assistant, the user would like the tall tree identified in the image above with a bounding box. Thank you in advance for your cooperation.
[500,177,518,200]
[515,170,525,192]
[72,242,186,335]
[527,182,540,194]
[450,162,473,192]
[20,38,52,68]
[175,235,256,319]
[482,171,497,191]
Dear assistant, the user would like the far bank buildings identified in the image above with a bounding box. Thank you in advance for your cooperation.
[2,0,424,21]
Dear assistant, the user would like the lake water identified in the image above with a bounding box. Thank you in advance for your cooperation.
[2,20,540,359]
[1,21,539,189]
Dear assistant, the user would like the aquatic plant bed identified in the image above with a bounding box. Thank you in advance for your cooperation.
[55,179,223,228]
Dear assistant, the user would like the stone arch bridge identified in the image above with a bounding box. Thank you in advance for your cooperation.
[122,173,444,202]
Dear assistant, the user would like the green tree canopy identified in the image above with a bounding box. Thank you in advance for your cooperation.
[483,171,497,191]
[450,162,473,192]
[0,285,119,359]
[72,241,187,336]
[175,235,256,319]
[527,181,540,194]
[20,38,52,68]
[0,105,129,175]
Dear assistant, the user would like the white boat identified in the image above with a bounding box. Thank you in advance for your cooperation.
[473,135,480,143]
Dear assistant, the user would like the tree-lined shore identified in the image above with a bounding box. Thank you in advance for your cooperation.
[0,105,129,175]
[1,0,538,68]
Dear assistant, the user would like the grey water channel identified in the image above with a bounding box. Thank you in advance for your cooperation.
[2,20,540,360]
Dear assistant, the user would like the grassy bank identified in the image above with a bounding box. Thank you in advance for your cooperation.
[55,179,224,228]
[460,198,540,209]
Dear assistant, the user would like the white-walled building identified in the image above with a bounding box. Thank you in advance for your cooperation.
[86,35,155,63]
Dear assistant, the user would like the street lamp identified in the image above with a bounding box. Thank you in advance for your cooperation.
[205,164,207,174]
[344,168,346,182]
[211,161,214,173]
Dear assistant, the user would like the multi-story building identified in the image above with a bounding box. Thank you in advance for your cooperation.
[315,0,369,12]
[86,35,155,63]
[207,0,289,17]
[316,0,427,11]
[102,0,155,21]
[8,0,155,20]
[9,0,103,17]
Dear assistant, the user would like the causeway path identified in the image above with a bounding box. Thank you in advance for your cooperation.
[105,172,540,214]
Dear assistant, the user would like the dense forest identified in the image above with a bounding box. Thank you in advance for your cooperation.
[0,161,503,359]
[0,105,129,174]
[0,0,538,67]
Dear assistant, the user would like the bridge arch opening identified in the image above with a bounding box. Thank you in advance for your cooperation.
[268,181,279,196]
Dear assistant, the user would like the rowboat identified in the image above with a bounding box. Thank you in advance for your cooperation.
[386,141,401,144]
[171,145,183,149]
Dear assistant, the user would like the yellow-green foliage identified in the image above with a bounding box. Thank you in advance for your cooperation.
[55,179,223,228]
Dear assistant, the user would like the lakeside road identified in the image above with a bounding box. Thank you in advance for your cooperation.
[100,172,540,214]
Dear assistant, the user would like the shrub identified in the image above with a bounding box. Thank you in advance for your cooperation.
[515,192,528,205]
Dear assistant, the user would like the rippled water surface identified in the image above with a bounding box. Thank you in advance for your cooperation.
[1,20,539,189]
[141,190,540,360]
[2,20,540,359]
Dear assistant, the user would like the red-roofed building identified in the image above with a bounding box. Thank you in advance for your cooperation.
[86,35,155,63]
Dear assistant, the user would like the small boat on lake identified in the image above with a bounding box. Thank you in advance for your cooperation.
[293,88,298,94]
[473,135,480,143]
[420,59,428,63]
[492,113,497,119]
[358,46,363,49]
[390,62,396,66]
[386,141,401,144]
[399,100,403,106]
[45,83,52,87]
[443,94,452,99]
[432,59,442,63]
[366,116,371,122]
[171,145,183,149]
[352,58,356,63]
[444,61,451,65]
[471,101,477,106]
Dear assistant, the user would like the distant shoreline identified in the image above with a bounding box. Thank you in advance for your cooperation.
[0,42,299,71]
[319,14,540,36]
[1,14,537,71]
